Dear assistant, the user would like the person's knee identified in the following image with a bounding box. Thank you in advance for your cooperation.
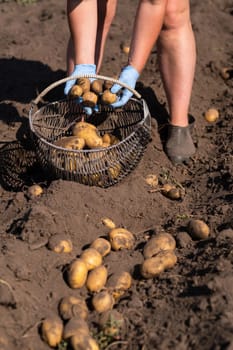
[163,1,191,30]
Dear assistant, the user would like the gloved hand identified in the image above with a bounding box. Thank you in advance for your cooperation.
[110,65,140,108]
[64,64,98,116]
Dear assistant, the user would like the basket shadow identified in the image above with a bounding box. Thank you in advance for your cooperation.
[0,57,65,104]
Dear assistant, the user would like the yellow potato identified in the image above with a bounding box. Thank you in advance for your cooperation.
[103,80,113,90]
[63,317,89,340]
[101,217,116,229]
[27,184,43,197]
[54,136,85,150]
[98,309,125,338]
[58,295,88,321]
[90,237,111,257]
[187,219,210,240]
[145,174,159,188]
[48,234,73,253]
[101,90,117,105]
[120,43,130,54]
[80,248,103,271]
[72,121,103,149]
[108,227,135,251]
[67,259,88,289]
[102,133,120,146]
[76,77,91,93]
[86,265,108,292]
[108,163,121,180]
[69,84,83,98]
[107,271,132,300]
[41,316,63,348]
[92,290,115,313]
[204,108,219,123]
[143,233,176,259]
[70,334,100,350]
[82,91,98,108]
[220,67,232,80]
[91,79,103,94]
[140,251,177,279]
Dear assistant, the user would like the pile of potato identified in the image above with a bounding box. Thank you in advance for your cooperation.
[54,121,120,151]
[40,215,212,349]
[69,77,118,107]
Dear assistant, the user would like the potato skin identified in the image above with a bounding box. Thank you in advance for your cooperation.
[48,234,73,253]
[69,84,83,98]
[91,79,103,94]
[86,265,108,292]
[63,317,89,340]
[143,233,176,259]
[90,238,111,257]
[92,290,114,313]
[108,227,135,251]
[80,248,103,271]
[70,334,100,350]
[82,91,98,108]
[76,77,91,93]
[101,90,117,105]
[41,316,63,348]
[107,271,132,300]
[58,295,88,321]
[187,219,210,240]
[67,259,88,289]
[72,121,103,149]
[54,136,85,150]
[140,251,177,279]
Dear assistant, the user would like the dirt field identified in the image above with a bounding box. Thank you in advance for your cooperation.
[0,1,233,349]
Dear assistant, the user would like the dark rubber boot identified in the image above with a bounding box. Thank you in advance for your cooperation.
[165,124,196,164]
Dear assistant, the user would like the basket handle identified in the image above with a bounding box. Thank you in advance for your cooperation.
[32,73,141,105]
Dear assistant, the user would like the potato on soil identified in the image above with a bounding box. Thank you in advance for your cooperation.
[140,250,177,279]
[108,227,135,251]
[70,334,100,350]
[69,84,83,98]
[80,248,103,271]
[90,237,111,257]
[48,234,73,253]
[161,183,182,200]
[63,317,89,340]
[82,91,98,108]
[86,265,108,292]
[187,219,210,240]
[92,290,115,313]
[27,184,43,197]
[91,79,103,94]
[101,90,117,105]
[120,43,130,54]
[145,174,158,188]
[107,271,132,300]
[72,121,103,149]
[101,217,116,229]
[67,259,88,289]
[143,233,176,259]
[54,136,85,150]
[58,295,88,321]
[204,108,219,123]
[41,316,63,348]
[98,309,125,338]
[220,67,232,80]
[76,77,91,93]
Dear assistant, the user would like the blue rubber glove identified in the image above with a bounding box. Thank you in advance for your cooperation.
[64,64,98,116]
[110,65,140,108]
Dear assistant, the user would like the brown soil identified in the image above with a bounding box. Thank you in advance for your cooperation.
[0,1,233,349]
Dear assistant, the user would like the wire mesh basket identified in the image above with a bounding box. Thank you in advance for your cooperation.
[29,74,151,187]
